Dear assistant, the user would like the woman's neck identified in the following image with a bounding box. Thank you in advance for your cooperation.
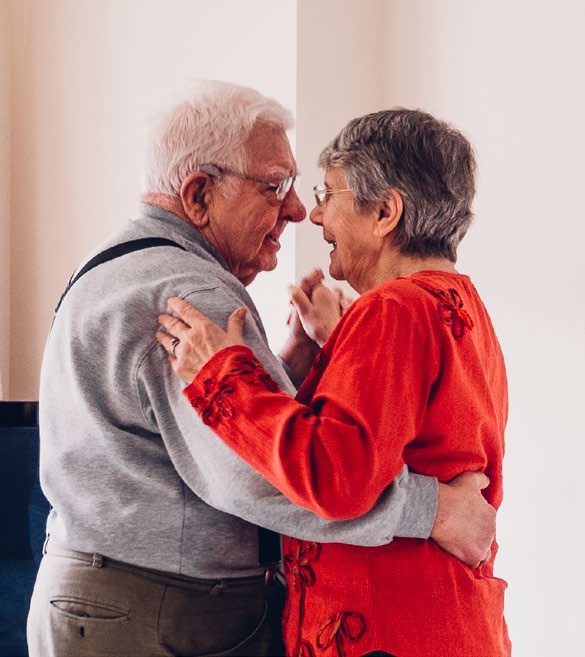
[354,253,458,294]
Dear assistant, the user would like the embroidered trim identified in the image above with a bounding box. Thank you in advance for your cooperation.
[227,357,281,392]
[190,378,235,426]
[284,540,321,589]
[284,539,321,657]
[316,611,366,657]
[412,282,474,339]
[296,640,316,657]
[190,354,279,426]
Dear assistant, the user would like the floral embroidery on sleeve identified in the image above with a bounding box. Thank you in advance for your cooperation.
[411,282,474,339]
[189,354,280,426]
[227,357,281,392]
[190,378,235,426]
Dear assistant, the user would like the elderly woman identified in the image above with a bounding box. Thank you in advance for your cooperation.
[157,109,510,657]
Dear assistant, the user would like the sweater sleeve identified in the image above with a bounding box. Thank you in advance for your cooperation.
[184,292,440,521]
[141,285,437,545]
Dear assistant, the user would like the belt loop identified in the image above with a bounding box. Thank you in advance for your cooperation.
[265,565,275,586]
[92,553,104,568]
[209,582,225,596]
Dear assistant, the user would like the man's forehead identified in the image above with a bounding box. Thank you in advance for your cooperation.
[245,124,296,175]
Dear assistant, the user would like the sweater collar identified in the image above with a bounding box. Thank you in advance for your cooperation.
[139,202,230,273]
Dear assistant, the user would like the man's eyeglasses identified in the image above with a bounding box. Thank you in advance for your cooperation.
[201,164,298,202]
[312,184,353,207]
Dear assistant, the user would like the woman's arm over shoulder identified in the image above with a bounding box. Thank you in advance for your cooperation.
[183,289,440,520]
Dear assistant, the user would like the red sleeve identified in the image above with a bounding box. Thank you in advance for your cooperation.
[184,292,439,520]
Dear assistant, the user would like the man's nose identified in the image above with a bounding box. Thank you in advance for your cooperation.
[281,187,306,223]
[309,204,323,226]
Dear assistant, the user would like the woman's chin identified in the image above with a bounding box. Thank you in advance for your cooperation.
[325,250,340,280]
[328,265,344,282]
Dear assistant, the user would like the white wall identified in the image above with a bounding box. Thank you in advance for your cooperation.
[295,0,385,287]
[380,1,585,655]
[7,0,297,398]
[295,1,585,654]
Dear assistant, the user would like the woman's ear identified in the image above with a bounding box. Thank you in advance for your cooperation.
[180,172,213,227]
[374,188,403,238]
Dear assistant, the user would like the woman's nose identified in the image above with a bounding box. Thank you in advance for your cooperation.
[310,204,323,225]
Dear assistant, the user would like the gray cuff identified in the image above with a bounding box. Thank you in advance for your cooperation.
[394,472,438,539]
[277,356,303,390]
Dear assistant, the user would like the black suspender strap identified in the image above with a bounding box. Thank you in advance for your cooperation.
[258,526,282,566]
[53,235,282,566]
[54,237,187,314]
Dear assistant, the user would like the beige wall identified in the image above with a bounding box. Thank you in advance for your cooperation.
[380,1,585,655]
[6,0,297,398]
[0,1,11,399]
[4,0,385,393]
[4,2,584,652]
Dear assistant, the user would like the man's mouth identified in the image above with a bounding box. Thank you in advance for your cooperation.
[265,232,280,246]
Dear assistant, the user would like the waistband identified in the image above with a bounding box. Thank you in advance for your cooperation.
[43,538,280,593]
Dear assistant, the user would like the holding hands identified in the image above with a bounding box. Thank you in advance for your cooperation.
[281,268,353,379]
[288,268,353,348]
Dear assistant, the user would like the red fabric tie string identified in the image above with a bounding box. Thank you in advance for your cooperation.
[316,610,366,657]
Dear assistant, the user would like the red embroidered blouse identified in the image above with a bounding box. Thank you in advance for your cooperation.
[185,271,510,657]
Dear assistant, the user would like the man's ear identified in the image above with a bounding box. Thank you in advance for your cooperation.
[374,188,403,238]
[180,172,213,227]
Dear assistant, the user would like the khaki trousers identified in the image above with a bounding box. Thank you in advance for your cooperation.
[27,540,285,657]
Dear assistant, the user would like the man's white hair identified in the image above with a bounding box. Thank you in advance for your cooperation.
[142,80,294,195]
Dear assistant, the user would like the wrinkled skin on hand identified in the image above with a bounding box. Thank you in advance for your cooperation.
[431,471,496,568]
[156,297,247,384]
[288,268,354,347]
[280,268,353,379]
[156,269,353,386]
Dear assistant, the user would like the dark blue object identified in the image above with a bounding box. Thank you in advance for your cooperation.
[0,402,50,657]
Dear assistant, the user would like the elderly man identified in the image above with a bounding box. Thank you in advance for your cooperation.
[28,82,494,657]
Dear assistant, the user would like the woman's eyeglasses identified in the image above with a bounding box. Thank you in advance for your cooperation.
[312,184,353,207]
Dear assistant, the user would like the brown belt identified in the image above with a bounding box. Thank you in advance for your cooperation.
[43,537,277,595]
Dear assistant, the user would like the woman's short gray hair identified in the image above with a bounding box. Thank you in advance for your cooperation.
[142,80,294,195]
[318,109,477,262]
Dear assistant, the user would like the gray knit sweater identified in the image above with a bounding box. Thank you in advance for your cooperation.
[39,205,437,579]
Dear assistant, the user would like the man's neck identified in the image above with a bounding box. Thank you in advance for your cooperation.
[141,192,256,286]
[141,193,190,223]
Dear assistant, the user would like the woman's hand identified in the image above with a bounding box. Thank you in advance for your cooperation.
[156,297,247,384]
[288,273,353,348]
[285,268,326,343]
[279,269,325,380]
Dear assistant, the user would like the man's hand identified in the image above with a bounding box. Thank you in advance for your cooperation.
[430,471,496,568]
